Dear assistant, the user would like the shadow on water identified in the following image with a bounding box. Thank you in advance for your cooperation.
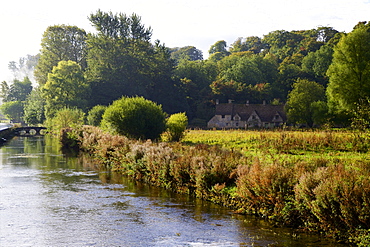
[0,136,347,247]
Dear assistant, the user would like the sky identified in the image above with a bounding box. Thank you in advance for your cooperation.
[0,0,369,83]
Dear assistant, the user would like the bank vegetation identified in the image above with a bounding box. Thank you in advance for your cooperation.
[61,126,370,246]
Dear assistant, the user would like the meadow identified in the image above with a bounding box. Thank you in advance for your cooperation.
[66,127,370,245]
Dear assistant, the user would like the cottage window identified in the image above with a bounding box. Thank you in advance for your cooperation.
[221,115,225,118]
[236,122,239,127]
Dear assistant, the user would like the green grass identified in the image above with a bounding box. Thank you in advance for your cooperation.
[182,129,370,163]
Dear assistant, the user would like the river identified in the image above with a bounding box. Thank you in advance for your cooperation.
[0,136,344,246]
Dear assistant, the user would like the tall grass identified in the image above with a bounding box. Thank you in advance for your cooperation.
[67,126,370,245]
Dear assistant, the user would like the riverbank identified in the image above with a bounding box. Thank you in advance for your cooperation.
[63,126,370,245]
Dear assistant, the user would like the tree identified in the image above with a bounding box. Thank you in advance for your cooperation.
[229,36,266,54]
[164,112,188,142]
[87,105,107,126]
[46,107,85,134]
[170,46,203,63]
[0,101,24,123]
[34,25,87,85]
[23,88,46,125]
[5,77,33,102]
[326,22,370,114]
[285,79,326,127]
[101,96,166,140]
[42,61,90,118]
[302,45,333,84]
[208,40,229,57]
[86,10,185,114]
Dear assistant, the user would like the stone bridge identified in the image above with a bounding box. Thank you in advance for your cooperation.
[13,127,47,136]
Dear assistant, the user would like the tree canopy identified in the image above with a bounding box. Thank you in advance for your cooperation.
[5,11,368,129]
[327,22,370,114]
[42,60,89,118]
[34,25,87,86]
[285,79,326,127]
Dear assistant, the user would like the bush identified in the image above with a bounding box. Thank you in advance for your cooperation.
[46,107,85,134]
[101,96,166,140]
[87,105,107,126]
[165,112,188,142]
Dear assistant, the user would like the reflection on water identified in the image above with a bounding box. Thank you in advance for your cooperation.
[0,136,343,246]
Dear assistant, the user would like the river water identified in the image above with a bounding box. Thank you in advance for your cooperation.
[0,136,343,247]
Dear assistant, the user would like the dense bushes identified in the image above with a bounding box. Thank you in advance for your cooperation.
[163,112,188,142]
[101,96,166,140]
[67,126,370,245]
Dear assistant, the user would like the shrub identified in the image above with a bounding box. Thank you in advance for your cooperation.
[295,164,370,239]
[87,105,107,126]
[164,112,188,142]
[101,96,166,140]
[46,107,85,134]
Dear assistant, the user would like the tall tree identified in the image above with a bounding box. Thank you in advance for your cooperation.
[208,40,229,61]
[170,46,203,63]
[42,61,90,118]
[229,36,266,54]
[23,88,46,125]
[34,25,87,85]
[86,10,187,114]
[285,79,326,127]
[5,77,33,102]
[86,10,155,105]
[326,22,370,114]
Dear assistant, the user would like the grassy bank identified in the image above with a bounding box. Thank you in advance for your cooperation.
[64,126,370,245]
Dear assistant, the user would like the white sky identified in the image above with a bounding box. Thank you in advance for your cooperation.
[0,0,369,83]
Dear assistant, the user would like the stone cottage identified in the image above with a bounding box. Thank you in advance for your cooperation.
[207,101,287,129]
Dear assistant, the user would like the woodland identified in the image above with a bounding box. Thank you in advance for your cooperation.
[1,10,369,129]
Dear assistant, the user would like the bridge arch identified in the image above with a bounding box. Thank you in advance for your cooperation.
[14,127,47,136]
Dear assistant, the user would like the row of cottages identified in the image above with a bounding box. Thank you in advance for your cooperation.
[207,101,287,129]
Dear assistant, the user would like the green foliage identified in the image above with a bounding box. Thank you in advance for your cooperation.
[101,96,166,140]
[23,88,46,125]
[327,23,370,114]
[34,25,87,86]
[86,10,185,114]
[302,45,333,79]
[0,101,24,123]
[42,60,90,118]
[164,112,188,142]
[208,40,229,56]
[286,79,326,126]
[170,46,203,63]
[351,98,370,130]
[87,105,107,126]
[46,107,85,134]
[229,36,266,54]
[1,77,33,102]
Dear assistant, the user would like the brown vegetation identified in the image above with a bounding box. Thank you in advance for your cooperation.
[63,126,370,245]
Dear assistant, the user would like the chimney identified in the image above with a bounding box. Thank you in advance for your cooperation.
[216,99,219,105]
[263,100,266,105]
[246,100,249,106]
[228,99,234,104]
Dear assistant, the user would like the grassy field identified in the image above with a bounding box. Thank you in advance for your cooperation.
[183,129,370,162]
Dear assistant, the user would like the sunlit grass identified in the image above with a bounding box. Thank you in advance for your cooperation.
[182,129,370,162]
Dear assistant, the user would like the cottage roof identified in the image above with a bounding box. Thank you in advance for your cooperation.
[215,103,287,122]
